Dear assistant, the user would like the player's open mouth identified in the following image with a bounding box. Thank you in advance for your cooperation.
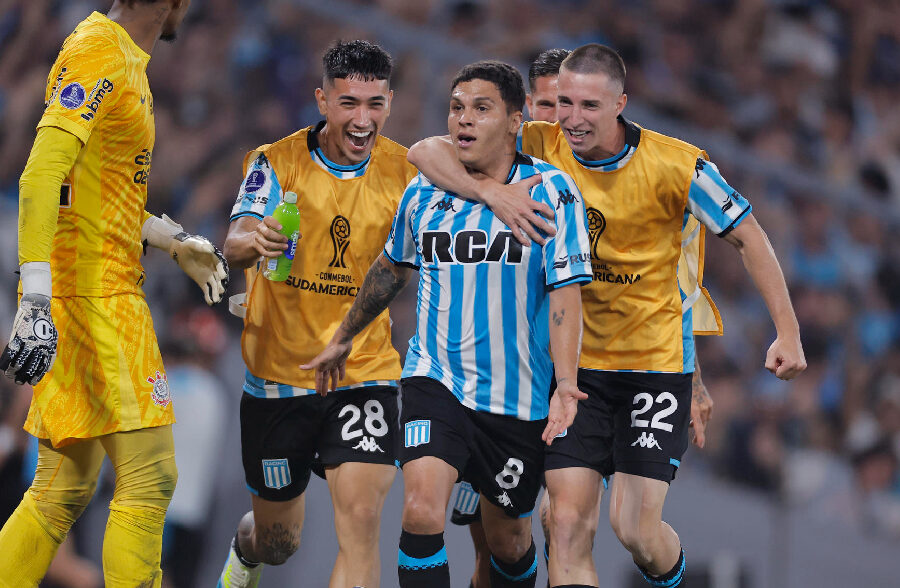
[566,129,590,141]
[347,130,373,151]
[457,133,476,147]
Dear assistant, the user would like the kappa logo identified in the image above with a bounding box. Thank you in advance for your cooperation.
[329,215,351,268]
[353,436,385,453]
[631,431,662,450]
[431,196,457,213]
[262,458,292,489]
[694,157,707,178]
[496,492,513,508]
[556,188,579,209]
[146,370,170,407]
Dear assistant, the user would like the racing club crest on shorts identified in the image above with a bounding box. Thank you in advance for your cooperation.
[147,370,171,407]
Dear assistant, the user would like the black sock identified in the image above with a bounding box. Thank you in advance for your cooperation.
[490,540,537,587]
[637,547,685,587]
[398,530,450,588]
[232,531,259,568]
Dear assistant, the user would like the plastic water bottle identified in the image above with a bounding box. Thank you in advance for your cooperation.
[263,191,300,281]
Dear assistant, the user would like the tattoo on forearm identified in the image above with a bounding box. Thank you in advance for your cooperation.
[339,260,407,342]
[552,308,565,326]
[692,370,710,404]
[257,522,300,563]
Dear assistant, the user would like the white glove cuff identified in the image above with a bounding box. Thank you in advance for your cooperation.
[141,214,184,251]
[20,262,52,298]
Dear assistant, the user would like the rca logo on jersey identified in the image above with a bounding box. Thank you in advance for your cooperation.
[586,208,606,261]
[79,78,115,122]
[262,458,292,490]
[404,420,431,447]
[146,370,170,407]
[133,149,151,185]
[631,431,662,450]
[556,188,579,209]
[422,230,523,265]
[431,196,457,213]
[329,215,351,268]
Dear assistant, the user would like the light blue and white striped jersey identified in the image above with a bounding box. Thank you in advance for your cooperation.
[385,153,592,421]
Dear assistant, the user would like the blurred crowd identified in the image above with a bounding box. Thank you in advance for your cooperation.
[1,0,900,583]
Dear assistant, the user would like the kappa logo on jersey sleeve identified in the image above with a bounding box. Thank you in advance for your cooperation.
[262,458,292,489]
[556,188,579,209]
[404,419,431,447]
[422,230,523,264]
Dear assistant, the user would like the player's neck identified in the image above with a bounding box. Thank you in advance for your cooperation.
[463,149,517,184]
[107,3,168,55]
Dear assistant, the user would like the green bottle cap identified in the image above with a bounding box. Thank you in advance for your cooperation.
[284,191,297,204]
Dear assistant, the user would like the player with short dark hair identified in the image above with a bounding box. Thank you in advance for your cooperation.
[0,1,230,586]
[526,48,570,123]
[215,39,416,588]
[305,59,592,588]
[409,42,805,588]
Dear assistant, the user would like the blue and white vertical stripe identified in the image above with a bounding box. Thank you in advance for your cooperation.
[687,158,751,237]
[385,154,592,421]
[230,153,282,221]
[453,482,480,516]
[404,419,431,447]
[261,458,291,490]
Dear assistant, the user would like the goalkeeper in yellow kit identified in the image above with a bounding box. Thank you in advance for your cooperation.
[0,1,228,587]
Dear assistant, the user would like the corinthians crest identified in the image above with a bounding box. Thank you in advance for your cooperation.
[586,207,606,260]
[147,370,170,407]
[329,215,351,268]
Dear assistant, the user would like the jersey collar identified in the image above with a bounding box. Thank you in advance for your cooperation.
[505,152,532,184]
[307,120,372,179]
[572,115,641,172]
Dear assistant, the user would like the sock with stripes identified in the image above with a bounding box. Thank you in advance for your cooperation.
[637,547,685,587]
[490,540,538,587]
[398,530,450,588]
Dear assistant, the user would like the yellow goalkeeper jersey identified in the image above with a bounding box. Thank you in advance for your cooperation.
[36,11,154,297]
[231,123,417,394]
[520,120,740,373]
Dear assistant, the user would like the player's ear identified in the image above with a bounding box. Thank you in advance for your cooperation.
[509,109,523,134]
[525,94,533,119]
[616,93,627,116]
[315,87,327,116]
[384,89,393,117]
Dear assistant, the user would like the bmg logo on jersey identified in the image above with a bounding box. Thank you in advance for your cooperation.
[262,458,292,489]
[404,420,431,447]
[80,78,115,122]
[422,230,523,265]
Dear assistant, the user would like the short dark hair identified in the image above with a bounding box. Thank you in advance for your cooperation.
[322,40,393,83]
[528,48,570,92]
[451,60,525,114]
[561,44,626,92]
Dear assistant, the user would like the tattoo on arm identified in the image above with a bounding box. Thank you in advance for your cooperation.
[552,308,565,327]
[692,367,710,404]
[338,258,409,343]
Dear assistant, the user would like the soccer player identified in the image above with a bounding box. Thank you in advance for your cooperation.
[305,60,592,588]
[215,41,416,588]
[0,1,229,587]
[525,48,570,124]
[408,44,805,588]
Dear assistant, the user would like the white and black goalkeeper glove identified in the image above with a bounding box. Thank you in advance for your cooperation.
[1,294,58,385]
[142,214,229,305]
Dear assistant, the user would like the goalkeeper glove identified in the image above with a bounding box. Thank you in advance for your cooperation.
[2,263,58,385]
[142,214,229,305]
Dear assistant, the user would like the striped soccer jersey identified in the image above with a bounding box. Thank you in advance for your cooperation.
[385,153,592,421]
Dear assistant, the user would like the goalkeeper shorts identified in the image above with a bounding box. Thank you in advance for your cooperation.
[25,294,175,447]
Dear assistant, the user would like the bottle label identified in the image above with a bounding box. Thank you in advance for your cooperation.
[267,257,278,271]
[285,232,299,260]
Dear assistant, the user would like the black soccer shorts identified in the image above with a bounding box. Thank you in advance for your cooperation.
[544,369,692,483]
[240,385,399,501]
[399,376,545,518]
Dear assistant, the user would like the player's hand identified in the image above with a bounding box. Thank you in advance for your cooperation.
[481,176,555,246]
[300,340,352,396]
[542,379,587,445]
[169,231,230,305]
[765,335,806,380]
[689,379,713,448]
[251,215,294,258]
[0,294,58,385]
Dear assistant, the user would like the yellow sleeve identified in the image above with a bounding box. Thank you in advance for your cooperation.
[18,126,82,264]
